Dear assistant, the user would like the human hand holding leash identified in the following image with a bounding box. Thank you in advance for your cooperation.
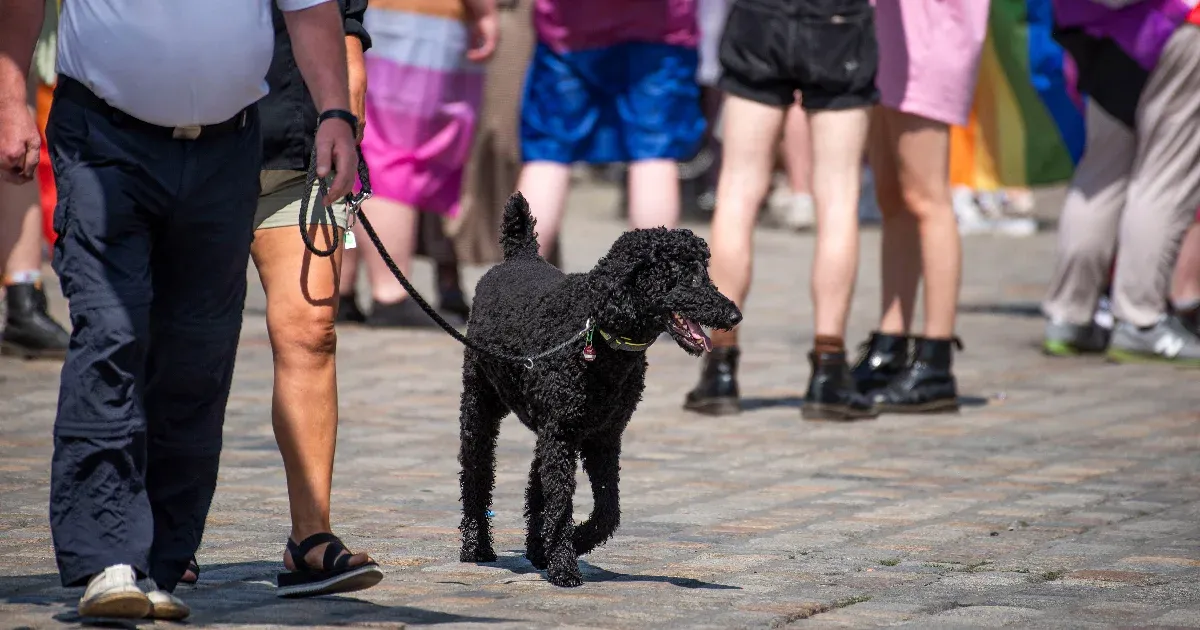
[315,110,359,205]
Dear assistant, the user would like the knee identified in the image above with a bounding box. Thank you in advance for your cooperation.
[1058,225,1115,267]
[268,307,337,364]
[896,183,952,222]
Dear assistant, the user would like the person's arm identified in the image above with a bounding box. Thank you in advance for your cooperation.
[346,34,367,142]
[0,0,46,183]
[463,0,499,62]
[280,0,357,203]
[341,0,370,140]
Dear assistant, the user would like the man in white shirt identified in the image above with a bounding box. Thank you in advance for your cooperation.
[0,0,359,620]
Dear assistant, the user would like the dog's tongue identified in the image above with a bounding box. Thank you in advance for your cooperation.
[685,319,712,352]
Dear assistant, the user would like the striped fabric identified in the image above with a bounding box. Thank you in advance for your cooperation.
[950,0,1085,190]
[361,0,485,217]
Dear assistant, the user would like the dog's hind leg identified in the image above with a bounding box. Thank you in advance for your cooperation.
[535,427,583,587]
[573,432,622,555]
[458,359,506,563]
[523,453,547,570]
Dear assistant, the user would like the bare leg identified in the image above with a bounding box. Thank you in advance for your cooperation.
[627,159,681,230]
[516,161,572,259]
[707,95,787,347]
[781,101,813,196]
[251,224,370,571]
[357,197,419,304]
[869,108,920,335]
[808,107,870,339]
[0,181,43,278]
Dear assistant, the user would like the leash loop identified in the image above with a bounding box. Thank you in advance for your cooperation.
[299,141,593,367]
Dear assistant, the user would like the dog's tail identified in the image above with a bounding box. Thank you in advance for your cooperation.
[500,191,540,260]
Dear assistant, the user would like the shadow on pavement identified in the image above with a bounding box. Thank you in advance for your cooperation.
[486,555,740,590]
[741,395,990,413]
[959,301,1043,318]
[3,563,514,627]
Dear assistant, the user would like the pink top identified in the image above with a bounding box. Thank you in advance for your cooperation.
[874,0,991,127]
[534,0,699,53]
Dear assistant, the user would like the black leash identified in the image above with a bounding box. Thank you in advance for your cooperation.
[298,144,592,368]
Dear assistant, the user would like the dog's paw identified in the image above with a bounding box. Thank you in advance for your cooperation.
[525,550,547,570]
[460,547,497,563]
[547,565,584,588]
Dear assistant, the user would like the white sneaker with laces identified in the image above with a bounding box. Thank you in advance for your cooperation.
[138,577,191,620]
[78,564,151,619]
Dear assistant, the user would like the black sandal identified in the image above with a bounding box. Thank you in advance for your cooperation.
[276,533,383,598]
[179,557,200,585]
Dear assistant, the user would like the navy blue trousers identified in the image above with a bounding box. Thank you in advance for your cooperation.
[46,84,261,591]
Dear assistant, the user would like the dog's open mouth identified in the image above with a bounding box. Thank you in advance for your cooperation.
[668,313,712,352]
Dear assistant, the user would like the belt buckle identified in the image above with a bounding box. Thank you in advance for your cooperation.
[172,125,202,140]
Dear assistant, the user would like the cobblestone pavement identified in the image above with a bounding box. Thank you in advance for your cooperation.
[3,184,1199,629]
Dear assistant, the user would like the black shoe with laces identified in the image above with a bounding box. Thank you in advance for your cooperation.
[1,282,70,360]
[802,350,878,421]
[683,346,740,416]
[873,337,962,414]
[850,332,910,395]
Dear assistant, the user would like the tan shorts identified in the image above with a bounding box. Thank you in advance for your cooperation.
[254,170,350,231]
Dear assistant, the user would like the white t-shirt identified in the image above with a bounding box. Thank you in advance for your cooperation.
[57,0,330,127]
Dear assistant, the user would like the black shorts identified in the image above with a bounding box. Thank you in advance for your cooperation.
[717,0,879,111]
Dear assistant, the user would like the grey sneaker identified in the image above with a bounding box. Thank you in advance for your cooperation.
[78,565,150,619]
[1043,320,1110,356]
[1107,315,1200,367]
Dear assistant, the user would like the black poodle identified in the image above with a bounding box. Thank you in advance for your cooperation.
[458,192,742,587]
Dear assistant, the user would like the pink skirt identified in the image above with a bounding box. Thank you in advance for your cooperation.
[361,6,485,217]
[874,0,990,127]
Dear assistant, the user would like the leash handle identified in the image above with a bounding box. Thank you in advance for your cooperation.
[298,143,593,367]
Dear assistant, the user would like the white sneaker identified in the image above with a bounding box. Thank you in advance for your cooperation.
[138,577,191,620]
[78,564,151,619]
[954,188,995,235]
[770,192,815,231]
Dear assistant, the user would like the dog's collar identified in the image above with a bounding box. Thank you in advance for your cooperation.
[582,324,656,361]
[597,329,657,352]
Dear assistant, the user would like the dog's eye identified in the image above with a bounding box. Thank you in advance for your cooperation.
[690,274,703,288]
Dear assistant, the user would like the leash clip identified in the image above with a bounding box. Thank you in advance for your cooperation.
[344,190,371,230]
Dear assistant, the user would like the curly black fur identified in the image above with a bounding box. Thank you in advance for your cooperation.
[458,192,742,587]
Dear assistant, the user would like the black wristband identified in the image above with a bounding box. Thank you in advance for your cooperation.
[318,109,358,132]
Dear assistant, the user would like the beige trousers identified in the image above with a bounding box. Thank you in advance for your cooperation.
[1044,24,1200,328]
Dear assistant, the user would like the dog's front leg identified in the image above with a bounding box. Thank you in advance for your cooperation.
[535,428,583,587]
[573,432,621,555]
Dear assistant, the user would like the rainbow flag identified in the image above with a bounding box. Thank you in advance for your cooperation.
[951,0,1085,191]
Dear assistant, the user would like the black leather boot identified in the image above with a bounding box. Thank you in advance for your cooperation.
[1,283,70,359]
[851,332,910,395]
[683,346,740,416]
[872,337,962,414]
[802,350,878,421]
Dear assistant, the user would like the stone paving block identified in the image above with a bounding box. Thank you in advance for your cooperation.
[2,186,1200,628]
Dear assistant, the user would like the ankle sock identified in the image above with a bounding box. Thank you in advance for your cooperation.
[814,335,844,354]
[3,270,41,286]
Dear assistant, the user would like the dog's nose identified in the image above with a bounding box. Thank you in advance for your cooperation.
[728,308,743,328]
